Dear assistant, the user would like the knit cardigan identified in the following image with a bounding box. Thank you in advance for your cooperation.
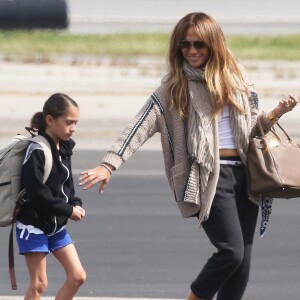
[103,82,274,223]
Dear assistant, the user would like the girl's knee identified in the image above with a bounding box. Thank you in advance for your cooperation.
[68,269,86,287]
[30,275,48,295]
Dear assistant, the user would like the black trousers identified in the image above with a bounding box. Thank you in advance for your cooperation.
[191,163,258,300]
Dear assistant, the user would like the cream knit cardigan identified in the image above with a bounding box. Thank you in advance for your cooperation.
[103,82,274,223]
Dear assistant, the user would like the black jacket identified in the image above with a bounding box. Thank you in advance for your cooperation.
[17,132,82,234]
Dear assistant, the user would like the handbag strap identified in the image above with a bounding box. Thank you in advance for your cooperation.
[274,122,293,143]
[257,114,294,144]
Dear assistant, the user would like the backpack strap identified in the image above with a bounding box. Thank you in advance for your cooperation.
[8,135,53,290]
[9,220,17,289]
[30,135,53,182]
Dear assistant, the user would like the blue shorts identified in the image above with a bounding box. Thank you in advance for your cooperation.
[16,227,73,255]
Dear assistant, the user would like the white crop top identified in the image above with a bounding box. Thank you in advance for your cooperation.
[218,104,236,149]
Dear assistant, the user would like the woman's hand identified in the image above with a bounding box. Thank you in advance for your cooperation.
[79,164,113,193]
[273,94,298,117]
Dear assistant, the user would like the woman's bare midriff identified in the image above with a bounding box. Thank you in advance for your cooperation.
[219,149,239,157]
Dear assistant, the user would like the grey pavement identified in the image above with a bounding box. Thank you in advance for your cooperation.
[2,150,300,299]
[0,59,300,151]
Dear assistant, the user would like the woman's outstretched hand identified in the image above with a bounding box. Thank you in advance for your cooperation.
[273,94,298,117]
[79,164,112,193]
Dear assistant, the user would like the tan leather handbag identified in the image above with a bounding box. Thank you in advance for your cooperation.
[247,116,300,198]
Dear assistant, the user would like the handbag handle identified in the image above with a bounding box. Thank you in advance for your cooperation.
[257,114,299,147]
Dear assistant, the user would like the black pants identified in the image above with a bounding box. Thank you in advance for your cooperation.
[191,164,258,300]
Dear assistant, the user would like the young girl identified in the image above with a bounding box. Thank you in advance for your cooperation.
[16,93,86,300]
[80,13,298,300]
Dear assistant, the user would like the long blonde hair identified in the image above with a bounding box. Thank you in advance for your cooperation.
[165,12,247,119]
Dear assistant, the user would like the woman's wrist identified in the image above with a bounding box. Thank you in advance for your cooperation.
[273,108,282,118]
[101,163,114,175]
[267,109,281,123]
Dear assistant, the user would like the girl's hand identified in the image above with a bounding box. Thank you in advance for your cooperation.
[70,206,85,221]
[74,205,85,218]
[273,94,298,117]
[79,164,113,193]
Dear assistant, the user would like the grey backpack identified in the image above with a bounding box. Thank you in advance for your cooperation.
[0,133,52,289]
[0,134,52,227]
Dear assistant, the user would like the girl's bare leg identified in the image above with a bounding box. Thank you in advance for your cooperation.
[53,243,86,300]
[24,253,48,300]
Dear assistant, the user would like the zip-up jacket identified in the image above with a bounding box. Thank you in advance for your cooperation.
[16,132,82,234]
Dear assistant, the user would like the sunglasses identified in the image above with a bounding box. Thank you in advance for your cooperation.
[178,40,207,50]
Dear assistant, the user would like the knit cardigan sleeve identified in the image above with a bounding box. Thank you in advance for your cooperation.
[238,63,274,138]
[248,89,274,138]
[102,97,162,169]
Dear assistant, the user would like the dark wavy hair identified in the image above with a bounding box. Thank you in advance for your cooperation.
[30,93,78,132]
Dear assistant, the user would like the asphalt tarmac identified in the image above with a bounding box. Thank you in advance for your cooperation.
[1,1,300,296]
[1,150,300,299]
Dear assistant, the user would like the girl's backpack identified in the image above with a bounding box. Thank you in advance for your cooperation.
[0,132,52,290]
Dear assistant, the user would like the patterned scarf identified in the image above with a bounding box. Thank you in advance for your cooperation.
[183,61,251,191]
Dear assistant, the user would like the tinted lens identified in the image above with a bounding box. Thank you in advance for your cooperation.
[178,40,206,50]
[193,41,206,49]
[178,40,191,49]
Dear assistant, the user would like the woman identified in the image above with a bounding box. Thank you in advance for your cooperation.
[79,13,297,300]
[17,93,86,300]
